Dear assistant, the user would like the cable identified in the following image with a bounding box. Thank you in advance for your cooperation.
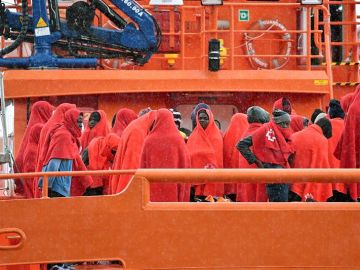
[233,21,277,50]
[0,0,29,56]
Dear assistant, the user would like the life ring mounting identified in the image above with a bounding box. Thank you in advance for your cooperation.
[244,19,292,70]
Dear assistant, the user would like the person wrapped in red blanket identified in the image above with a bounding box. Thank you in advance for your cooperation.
[36,103,76,174]
[327,99,350,201]
[223,113,249,199]
[82,133,120,195]
[21,123,44,198]
[39,109,92,197]
[14,101,53,196]
[187,109,223,199]
[236,106,269,202]
[335,85,360,201]
[140,109,191,202]
[111,108,137,137]
[290,117,333,202]
[110,110,157,194]
[81,110,110,151]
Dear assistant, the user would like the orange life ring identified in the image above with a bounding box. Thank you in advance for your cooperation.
[244,19,292,70]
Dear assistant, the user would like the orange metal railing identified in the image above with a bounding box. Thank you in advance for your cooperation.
[1,2,333,71]
[315,0,360,87]
[317,1,360,56]
[145,3,332,72]
[1,168,360,198]
[1,169,360,269]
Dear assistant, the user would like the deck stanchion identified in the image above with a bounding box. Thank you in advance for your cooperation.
[42,175,49,198]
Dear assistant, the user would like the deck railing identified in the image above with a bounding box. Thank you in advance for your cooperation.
[0,169,360,269]
[1,168,360,198]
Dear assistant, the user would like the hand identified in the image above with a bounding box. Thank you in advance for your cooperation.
[204,163,216,169]
[254,159,264,168]
[288,153,295,167]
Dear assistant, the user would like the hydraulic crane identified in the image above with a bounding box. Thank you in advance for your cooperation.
[0,0,161,68]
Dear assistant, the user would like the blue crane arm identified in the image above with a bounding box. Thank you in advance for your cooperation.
[0,0,160,68]
[5,5,159,52]
[107,0,160,51]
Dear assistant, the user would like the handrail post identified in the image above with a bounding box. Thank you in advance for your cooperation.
[313,8,323,58]
[306,6,312,70]
[230,5,234,70]
[322,6,334,99]
[201,7,206,70]
[180,5,185,70]
[42,175,48,198]
[316,5,333,98]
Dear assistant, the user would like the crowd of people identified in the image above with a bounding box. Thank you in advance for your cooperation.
[13,85,360,203]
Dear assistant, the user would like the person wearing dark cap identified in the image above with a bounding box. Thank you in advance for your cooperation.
[236,106,270,202]
[311,109,324,124]
[237,109,294,202]
[316,117,332,138]
[327,99,344,153]
[169,108,182,128]
[191,103,211,130]
[326,99,350,201]
[273,97,309,132]
[169,108,191,140]
[247,106,270,124]
[290,117,333,202]
[315,112,329,124]
[328,99,345,119]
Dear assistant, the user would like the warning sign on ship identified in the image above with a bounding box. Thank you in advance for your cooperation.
[36,18,47,28]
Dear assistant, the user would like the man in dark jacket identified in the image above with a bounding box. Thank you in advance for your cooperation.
[237,109,294,202]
